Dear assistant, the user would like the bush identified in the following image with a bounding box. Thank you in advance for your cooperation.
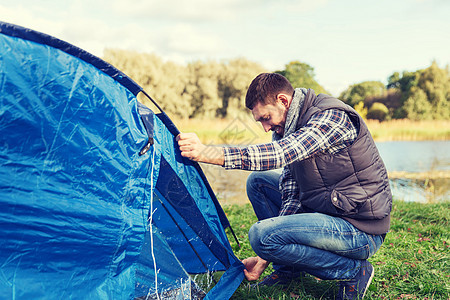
[367,102,389,121]
[354,101,368,119]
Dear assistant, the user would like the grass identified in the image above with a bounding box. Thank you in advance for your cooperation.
[365,119,450,142]
[223,201,450,299]
[175,116,450,297]
[172,115,270,145]
[171,118,450,144]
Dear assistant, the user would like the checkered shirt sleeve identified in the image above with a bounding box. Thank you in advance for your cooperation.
[222,109,358,215]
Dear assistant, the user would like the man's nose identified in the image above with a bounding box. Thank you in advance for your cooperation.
[262,123,271,132]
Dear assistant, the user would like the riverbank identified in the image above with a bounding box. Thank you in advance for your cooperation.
[200,163,450,205]
[224,201,449,299]
[172,118,450,144]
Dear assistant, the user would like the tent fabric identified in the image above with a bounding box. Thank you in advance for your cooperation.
[0,21,244,299]
[152,110,234,234]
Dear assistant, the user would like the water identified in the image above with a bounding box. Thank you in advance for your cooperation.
[376,141,450,203]
[376,141,450,173]
[201,141,450,204]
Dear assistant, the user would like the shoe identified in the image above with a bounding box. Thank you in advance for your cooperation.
[337,260,374,300]
[251,271,302,288]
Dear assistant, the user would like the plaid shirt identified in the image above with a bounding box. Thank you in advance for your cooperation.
[223,109,358,216]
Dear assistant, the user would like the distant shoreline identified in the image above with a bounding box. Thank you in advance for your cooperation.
[388,170,450,180]
[172,118,450,144]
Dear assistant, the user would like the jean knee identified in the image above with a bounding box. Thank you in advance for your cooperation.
[246,171,261,192]
[248,221,267,256]
[368,234,384,257]
[248,222,260,249]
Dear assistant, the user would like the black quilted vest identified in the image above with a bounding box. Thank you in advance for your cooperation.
[289,89,392,234]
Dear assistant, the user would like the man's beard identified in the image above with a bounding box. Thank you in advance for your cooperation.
[271,125,284,136]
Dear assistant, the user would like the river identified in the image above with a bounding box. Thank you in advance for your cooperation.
[200,140,450,205]
[376,140,449,203]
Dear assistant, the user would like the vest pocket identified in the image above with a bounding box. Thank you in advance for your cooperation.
[331,190,359,215]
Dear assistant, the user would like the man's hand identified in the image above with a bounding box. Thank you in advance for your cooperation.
[176,132,225,166]
[242,256,270,281]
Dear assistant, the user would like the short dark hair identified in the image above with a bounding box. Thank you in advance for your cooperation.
[245,73,294,109]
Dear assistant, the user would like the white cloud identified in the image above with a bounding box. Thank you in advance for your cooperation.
[161,24,224,55]
[110,0,241,21]
[0,2,227,59]
[1,0,448,94]
[0,3,159,56]
[60,20,157,55]
[108,0,329,23]
[0,4,63,38]
[267,0,328,13]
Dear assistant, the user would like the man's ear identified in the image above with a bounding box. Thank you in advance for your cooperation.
[277,94,290,107]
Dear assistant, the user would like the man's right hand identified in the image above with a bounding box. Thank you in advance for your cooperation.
[176,132,225,166]
[242,256,270,281]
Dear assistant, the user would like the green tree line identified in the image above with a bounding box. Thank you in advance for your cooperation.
[103,49,267,119]
[103,49,449,121]
[339,61,450,121]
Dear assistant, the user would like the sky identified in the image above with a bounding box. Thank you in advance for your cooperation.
[1,0,449,96]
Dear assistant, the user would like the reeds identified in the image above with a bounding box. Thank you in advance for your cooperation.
[366,119,450,141]
[172,118,450,144]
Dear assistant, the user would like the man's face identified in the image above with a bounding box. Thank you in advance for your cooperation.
[251,96,289,136]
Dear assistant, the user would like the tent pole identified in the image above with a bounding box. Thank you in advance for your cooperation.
[227,227,241,249]
[141,90,164,114]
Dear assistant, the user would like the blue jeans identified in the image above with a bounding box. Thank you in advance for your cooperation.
[246,170,384,280]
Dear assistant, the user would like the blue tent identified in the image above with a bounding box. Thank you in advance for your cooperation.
[0,21,244,299]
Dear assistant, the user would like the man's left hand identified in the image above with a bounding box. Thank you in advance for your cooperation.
[242,256,270,281]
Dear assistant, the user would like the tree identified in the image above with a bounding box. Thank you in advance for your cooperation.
[339,81,386,108]
[387,70,420,94]
[404,87,432,121]
[186,61,222,118]
[276,61,327,94]
[416,61,450,120]
[103,49,192,118]
[217,58,266,118]
[157,61,192,118]
[387,72,401,90]
[387,61,450,120]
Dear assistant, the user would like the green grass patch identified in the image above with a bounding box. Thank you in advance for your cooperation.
[224,201,450,299]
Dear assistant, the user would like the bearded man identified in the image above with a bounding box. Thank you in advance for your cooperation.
[177,73,392,300]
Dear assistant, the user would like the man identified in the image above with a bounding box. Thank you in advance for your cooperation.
[177,73,392,299]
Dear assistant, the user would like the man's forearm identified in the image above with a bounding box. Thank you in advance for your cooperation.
[199,145,225,166]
